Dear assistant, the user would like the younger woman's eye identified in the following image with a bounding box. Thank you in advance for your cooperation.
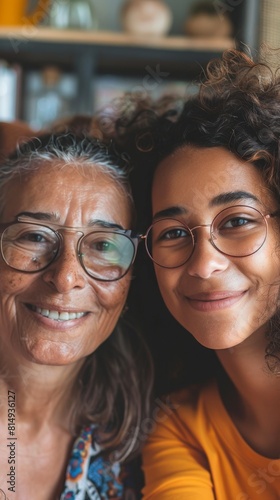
[161,228,189,240]
[223,217,250,228]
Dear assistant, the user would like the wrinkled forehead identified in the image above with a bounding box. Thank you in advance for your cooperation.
[1,159,130,196]
[12,159,125,183]
[0,161,134,226]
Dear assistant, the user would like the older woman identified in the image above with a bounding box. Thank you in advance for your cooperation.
[117,49,280,498]
[0,133,152,499]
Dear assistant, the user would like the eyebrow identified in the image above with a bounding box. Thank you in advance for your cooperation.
[153,206,187,221]
[17,211,60,221]
[152,191,259,221]
[16,212,124,230]
[209,191,259,207]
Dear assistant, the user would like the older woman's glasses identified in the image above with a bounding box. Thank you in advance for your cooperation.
[144,205,279,268]
[0,217,140,281]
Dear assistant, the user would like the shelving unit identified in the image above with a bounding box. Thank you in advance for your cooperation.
[0,0,261,121]
[0,27,235,114]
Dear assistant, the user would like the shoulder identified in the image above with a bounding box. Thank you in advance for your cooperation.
[164,378,217,416]
[148,379,219,442]
[142,381,220,486]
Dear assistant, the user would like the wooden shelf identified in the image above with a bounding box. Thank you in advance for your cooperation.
[0,27,234,52]
[0,27,236,118]
[0,1,260,123]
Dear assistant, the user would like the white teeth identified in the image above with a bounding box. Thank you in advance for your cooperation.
[33,307,86,321]
[49,311,59,320]
[59,312,70,321]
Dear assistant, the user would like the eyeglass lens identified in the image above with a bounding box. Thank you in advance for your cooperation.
[146,206,268,268]
[0,222,136,281]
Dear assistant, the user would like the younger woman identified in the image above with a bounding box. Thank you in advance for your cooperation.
[123,49,280,499]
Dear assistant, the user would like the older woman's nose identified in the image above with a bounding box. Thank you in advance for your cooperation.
[186,229,229,279]
[42,244,87,292]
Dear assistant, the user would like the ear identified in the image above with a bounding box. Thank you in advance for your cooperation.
[0,120,35,159]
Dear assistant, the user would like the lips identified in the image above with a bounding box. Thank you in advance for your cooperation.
[27,304,87,321]
[187,291,245,301]
[185,290,246,312]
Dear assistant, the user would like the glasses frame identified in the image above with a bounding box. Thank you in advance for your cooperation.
[0,216,141,282]
[142,205,280,269]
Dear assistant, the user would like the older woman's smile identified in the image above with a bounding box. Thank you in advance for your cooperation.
[27,304,88,321]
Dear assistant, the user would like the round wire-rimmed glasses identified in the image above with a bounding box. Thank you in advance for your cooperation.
[143,205,280,269]
[0,217,141,282]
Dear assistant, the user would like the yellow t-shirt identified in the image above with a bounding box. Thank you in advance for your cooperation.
[142,380,280,499]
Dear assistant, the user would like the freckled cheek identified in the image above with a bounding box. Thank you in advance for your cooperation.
[0,268,33,294]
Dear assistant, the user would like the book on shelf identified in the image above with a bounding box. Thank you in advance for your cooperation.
[23,67,78,130]
[0,61,21,122]
[93,74,198,113]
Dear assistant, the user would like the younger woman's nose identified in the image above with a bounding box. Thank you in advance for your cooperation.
[186,228,229,279]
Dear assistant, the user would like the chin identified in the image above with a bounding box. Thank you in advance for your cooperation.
[194,336,243,351]
[23,339,84,366]
[182,318,255,351]
[189,332,235,350]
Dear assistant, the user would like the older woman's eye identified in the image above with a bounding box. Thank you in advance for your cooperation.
[14,230,55,247]
[85,235,121,257]
[20,232,48,243]
[94,240,117,252]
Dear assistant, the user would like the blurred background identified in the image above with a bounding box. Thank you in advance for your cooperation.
[0,0,276,128]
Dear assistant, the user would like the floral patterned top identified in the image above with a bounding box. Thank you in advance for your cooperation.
[60,425,141,500]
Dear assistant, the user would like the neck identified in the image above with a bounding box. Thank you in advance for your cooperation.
[216,328,280,458]
[217,328,277,384]
[0,352,83,428]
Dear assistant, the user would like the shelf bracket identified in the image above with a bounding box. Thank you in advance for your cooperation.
[74,48,96,114]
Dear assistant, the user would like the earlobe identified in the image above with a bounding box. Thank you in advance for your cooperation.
[121,304,129,318]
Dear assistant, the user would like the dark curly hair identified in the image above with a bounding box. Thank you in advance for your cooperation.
[113,49,280,375]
